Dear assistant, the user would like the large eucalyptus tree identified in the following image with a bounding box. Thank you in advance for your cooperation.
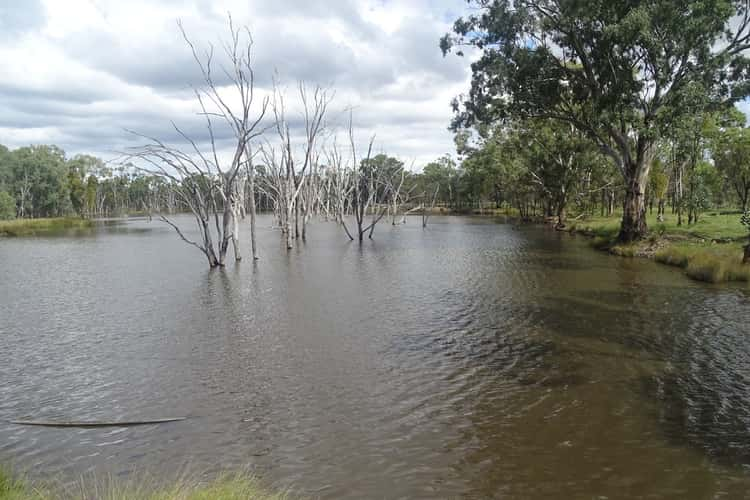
[443,0,750,241]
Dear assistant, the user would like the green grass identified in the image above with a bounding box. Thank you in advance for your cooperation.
[569,211,747,242]
[0,467,46,500]
[568,211,750,284]
[655,242,750,284]
[0,218,94,237]
[0,469,287,500]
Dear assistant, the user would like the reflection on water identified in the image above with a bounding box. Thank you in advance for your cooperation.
[0,215,749,498]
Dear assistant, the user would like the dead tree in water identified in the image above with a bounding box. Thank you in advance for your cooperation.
[342,117,410,241]
[127,17,267,268]
[422,185,439,228]
[324,138,354,225]
[346,125,381,242]
[389,160,415,225]
[259,82,332,249]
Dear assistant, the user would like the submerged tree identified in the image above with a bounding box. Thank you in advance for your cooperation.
[259,82,332,249]
[127,17,268,267]
[443,0,750,242]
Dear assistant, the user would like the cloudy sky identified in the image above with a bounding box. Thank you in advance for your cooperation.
[0,0,472,168]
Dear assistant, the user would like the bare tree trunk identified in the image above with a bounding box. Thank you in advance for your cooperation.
[231,197,242,262]
[248,164,259,260]
[422,185,440,228]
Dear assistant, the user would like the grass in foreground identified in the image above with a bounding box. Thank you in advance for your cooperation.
[0,469,287,500]
[0,467,46,500]
[0,218,94,237]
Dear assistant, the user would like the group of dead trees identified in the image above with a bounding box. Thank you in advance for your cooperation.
[125,17,431,268]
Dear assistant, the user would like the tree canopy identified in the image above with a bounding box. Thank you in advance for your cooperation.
[443,0,750,241]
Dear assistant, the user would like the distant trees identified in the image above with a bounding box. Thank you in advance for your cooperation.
[0,145,179,220]
[0,191,14,220]
[714,126,750,213]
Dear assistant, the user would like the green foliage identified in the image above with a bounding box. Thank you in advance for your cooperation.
[0,144,178,219]
[420,155,460,206]
[444,0,750,239]
[717,124,750,210]
[444,1,749,135]
[0,191,15,220]
[649,160,669,201]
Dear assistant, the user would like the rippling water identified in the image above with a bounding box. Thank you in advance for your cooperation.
[1,215,749,498]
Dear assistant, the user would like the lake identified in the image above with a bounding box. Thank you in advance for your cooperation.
[1,215,749,498]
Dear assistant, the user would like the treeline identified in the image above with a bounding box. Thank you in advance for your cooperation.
[453,108,750,227]
[0,144,180,220]
[0,141,489,223]
[3,105,748,230]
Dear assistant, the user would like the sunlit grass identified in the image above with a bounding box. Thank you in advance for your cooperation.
[569,211,747,241]
[566,210,750,284]
[655,242,750,284]
[0,467,46,500]
[0,218,93,236]
[0,468,287,500]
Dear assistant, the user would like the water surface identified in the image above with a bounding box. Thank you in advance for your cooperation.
[1,216,749,498]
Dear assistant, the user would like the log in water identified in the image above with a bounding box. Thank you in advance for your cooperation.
[10,418,186,428]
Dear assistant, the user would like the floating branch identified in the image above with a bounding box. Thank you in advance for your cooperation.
[10,417,186,428]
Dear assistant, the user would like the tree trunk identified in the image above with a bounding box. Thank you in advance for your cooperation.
[618,162,650,243]
[203,220,220,268]
[556,202,566,228]
[231,202,241,262]
[219,207,231,266]
[286,205,294,249]
[744,243,750,264]
[294,202,300,240]
[248,167,259,260]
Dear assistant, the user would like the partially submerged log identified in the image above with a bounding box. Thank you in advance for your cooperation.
[10,417,186,428]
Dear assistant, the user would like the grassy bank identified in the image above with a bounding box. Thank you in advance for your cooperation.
[0,218,94,237]
[565,211,750,285]
[0,468,286,500]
